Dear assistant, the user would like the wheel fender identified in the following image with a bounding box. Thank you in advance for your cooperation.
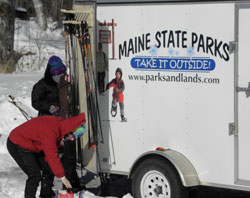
[129,149,200,187]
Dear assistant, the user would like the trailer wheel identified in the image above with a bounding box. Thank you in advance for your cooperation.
[132,158,187,198]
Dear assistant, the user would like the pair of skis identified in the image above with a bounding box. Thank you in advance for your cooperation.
[78,21,104,147]
[63,10,103,147]
[76,23,107,188]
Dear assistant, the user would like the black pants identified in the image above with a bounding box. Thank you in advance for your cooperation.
[98,71,106,93]
[61,140,80,189]
[7,138,54,198]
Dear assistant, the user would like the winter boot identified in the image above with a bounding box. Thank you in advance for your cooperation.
[111,106,117,117]
[121,115,127,122]
[39,178,55,198]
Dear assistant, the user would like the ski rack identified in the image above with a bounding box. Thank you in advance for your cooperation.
[61,9,94,27]
[62,8,104,177]
[61,8,100,144]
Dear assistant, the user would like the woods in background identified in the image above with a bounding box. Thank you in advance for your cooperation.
[0,0,73,73]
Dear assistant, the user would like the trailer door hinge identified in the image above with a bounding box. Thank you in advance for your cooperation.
[229,123,236,136]
[229,41,236,54]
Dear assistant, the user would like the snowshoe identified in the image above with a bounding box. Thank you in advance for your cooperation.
[121,115,127,122]
[111,106,117,117]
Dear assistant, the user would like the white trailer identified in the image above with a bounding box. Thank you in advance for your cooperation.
[66,0,250,197]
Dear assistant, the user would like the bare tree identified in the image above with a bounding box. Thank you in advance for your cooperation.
[0,0,15,73]
[0,0,72,73]
[32,0,47,30]
[33,29,46,70]
[43,0,72,22]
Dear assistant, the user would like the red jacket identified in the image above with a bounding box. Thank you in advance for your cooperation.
[9,113,86,178]
[107,78,125,103]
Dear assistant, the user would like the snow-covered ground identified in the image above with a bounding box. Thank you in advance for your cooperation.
[0,18,132,198]
[0,72,41,198]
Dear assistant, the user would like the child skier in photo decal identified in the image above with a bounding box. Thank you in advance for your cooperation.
[106,67,127,122]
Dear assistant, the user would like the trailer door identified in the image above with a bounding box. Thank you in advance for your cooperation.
[236,3,250,186]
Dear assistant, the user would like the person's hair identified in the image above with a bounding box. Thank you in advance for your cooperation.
[64,132,73,139]
[115,67,122,77]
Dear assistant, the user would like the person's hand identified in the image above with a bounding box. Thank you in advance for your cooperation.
[49,105,60,115]
[61,177,72,189]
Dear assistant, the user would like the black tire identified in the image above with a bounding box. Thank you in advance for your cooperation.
[132,157,188,198]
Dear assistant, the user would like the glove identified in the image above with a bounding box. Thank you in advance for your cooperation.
[114,88,119,93]
[72,124,86,139]
[49,105,60,115]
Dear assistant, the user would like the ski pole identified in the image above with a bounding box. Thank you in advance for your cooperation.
[77,137,84,184]
[8,95,32,120]
[77,23,98,148]
[78,20,107,193]
[80,22,100,146]
[85,30,104,143]
[76,24,92,146]
[63,12,80,116]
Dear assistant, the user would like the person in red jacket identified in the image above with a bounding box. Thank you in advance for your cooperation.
[7,113,86,198]
[106,67,127,122]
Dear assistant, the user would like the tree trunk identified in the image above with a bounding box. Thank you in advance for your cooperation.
[32,0,47,30]
[0,0,15,73]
